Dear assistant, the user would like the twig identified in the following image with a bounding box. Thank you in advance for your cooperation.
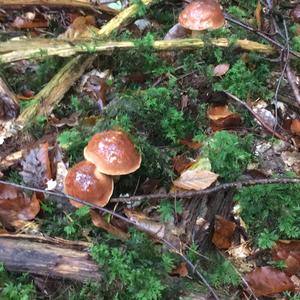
[225,91,289,142]
[0,179,220,299]
[224,13,300,59]
[286,64,300,106]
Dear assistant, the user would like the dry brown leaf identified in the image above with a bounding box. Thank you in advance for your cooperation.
[245,266,295,297]
[207,105,233,121]
[0,184,40,229]
[11,14,48,29]
[208,105,242,131]
[179,138,202,150]
[212,215,236,250]
[210,114,242,131]
[213,63,230,77]
[173,169,218,191]
[291,119,300,136]
[173,154,194,174]
[124,209,182,248]
[272,240,300,275]
[255,0,262,30]
[171,262,189,277]
[59,15,97,40]
[90,209,129,240]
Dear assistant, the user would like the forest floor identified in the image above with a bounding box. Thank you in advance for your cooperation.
[0,0,300,299]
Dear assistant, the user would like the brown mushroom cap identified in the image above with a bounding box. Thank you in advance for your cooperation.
[179,0,224,31]
[84,130,141,176]
[64,160,113,208]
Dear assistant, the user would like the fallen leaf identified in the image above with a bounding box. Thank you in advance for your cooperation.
[291,119,300,136]
[255,0,262,30]
[253,107,276,129]
[0,184,40,229]
[213,63,230,77]
[173,154,194,174]
[171,262,189,277]
[179,138,202,150]
[11,13,48,29]
[210,114,242,131]
[245,266,295,297]
[79,70,110,111]
[212,215,236,250]
[90,209,129,240]
[207,105,233,121]
[272,240,300,275]
[59,15,97,40]
[124,209,182,248]
[173,169,218,191]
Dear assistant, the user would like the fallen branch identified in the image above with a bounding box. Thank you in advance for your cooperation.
[0,38,275,64]
[14,0,158,127]
[0,233,101,282]
[0,0,118,14]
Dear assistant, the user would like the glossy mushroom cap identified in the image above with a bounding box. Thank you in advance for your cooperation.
[84,130,141,176]
[179,0,225,31]
[64,160,113,208]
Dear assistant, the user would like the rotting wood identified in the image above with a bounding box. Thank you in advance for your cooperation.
[0,234,101,282]
[13,0,158,127]
[0,38,276,64]
[17,54,95,127]
[0,77,19,120]
[0,0,118,15]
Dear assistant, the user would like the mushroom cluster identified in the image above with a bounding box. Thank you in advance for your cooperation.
[64,130,141,208]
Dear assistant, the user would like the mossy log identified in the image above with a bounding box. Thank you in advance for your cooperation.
[0,234,101,282]
[0,38,275,64]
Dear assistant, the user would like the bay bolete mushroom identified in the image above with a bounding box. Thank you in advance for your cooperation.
[84,130,141,176]
[179,0,224,36]
[64,160,113,208]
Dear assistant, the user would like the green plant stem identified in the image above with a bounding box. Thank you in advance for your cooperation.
[0,38,276,64]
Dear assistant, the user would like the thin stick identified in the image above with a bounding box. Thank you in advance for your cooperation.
[225,91,289,142]
[224,13,300,59]
[286,64,300,106]
[0,179,220,299]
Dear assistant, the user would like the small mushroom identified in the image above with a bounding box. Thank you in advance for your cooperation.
[179,0,225,37]
[84,130,141,176]
[64,160,113,208]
